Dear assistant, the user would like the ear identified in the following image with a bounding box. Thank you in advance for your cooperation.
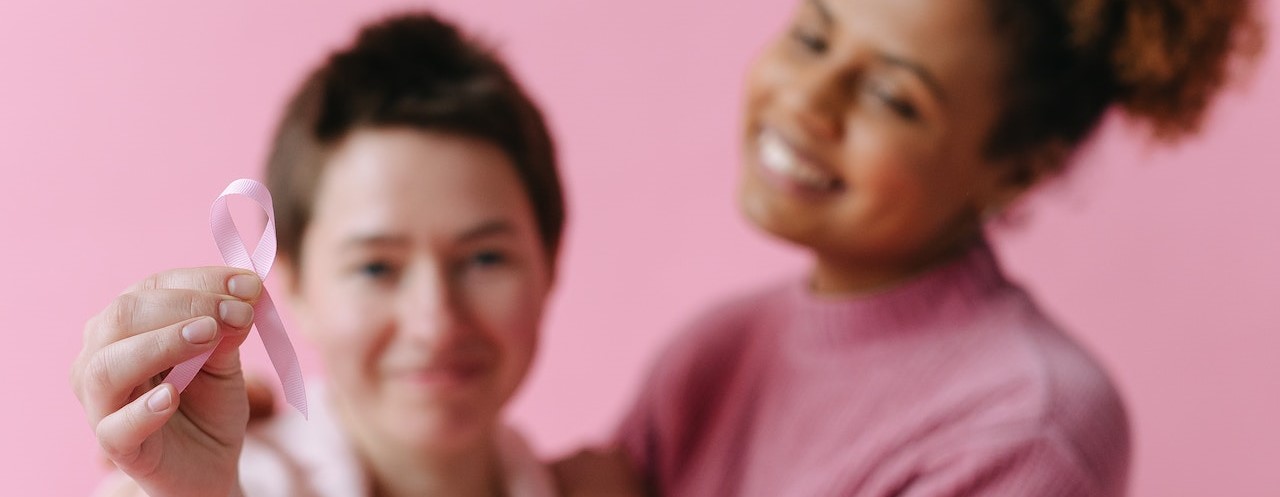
[980,139,1071,216]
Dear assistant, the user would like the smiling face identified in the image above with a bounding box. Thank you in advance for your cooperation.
[740,0,1025,292]
[285,127,551,454]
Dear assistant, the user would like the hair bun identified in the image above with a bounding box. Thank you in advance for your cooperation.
[1105,0,1265,140]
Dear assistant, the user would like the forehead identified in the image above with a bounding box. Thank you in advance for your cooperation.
[308,127,533,235]
[814,0,1008,88]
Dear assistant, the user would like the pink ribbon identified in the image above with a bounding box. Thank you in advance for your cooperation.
[162,179,308,418]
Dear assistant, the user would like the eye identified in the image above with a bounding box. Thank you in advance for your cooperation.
[864,80,920,121]
[467,249,508,269]
[358,260,395,280]
[879,94,919,120]
[790,26,828,54]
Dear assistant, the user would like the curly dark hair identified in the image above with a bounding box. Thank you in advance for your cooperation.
[984,0,1265,183]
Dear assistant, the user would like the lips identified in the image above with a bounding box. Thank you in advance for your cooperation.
[391,360,487,390]
[756,127,844,194]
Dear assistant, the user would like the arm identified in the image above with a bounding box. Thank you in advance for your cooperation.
[552,446,647,497]
[899,431,1114,497]
[551,343,666,497]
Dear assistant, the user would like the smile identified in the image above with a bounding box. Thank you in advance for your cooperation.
[756,128,844,194]
[391,362,487,391]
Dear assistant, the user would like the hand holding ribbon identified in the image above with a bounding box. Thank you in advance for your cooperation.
[163,179,308,418]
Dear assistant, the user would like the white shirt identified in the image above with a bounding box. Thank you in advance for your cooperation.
[95,385,558,497]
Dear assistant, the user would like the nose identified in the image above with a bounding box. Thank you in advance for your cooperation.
[778,62,851,142]
[398,262,466,347]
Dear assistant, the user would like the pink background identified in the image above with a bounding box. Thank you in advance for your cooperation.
[0,1,1276,495]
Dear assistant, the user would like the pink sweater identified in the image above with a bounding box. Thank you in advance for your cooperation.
[618,243,1130,496]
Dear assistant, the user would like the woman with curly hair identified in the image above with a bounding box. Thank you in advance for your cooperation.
[562,0,1264,495]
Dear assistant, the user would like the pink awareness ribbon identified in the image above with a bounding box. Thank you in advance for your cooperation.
[162,179,308,418]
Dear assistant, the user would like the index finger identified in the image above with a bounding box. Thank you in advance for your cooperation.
[124,267,262,300]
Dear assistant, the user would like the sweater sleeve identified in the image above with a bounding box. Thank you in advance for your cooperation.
[612,290,767,493]
[613,339,674,488]
[612,309,703,481]
[899,429,1112,497]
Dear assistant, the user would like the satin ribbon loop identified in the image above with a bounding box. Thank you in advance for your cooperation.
[162,179,308,418]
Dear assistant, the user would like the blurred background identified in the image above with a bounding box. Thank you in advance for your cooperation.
[0,1,1276,495]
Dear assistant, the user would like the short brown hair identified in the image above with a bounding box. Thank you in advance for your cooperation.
[266,12,564,268]
[984,0,1265,182]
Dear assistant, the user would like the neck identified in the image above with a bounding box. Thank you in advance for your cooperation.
[811,231,983,295]
[328,392,505,497]
[359,430,504,497]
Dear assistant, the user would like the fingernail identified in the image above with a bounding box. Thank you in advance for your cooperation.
[147,386,172,413]
[228,274,261,300]
[182,317,217,344]
[218,300,254,328]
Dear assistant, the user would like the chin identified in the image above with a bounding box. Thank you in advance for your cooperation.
[392,404,496,454]
[737,171,826,250]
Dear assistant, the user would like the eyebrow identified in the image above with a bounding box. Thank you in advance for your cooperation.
[340,220,516,251]
[808,0,948,105]
[876,53,948,104]
[456,219,516,243]
[342,233,410,251]
[808,0,833,25]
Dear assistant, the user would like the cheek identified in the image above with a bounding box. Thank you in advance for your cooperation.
[853,167,927,232]
[743,46,789,121]
[845,133,928,204]
[301,282,393,381]
[462,272,542,376]
[841,138,941,233]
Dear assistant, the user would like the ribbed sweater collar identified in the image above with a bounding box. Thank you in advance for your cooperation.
[788,240,1010,342]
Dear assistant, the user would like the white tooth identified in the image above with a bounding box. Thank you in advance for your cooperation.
[758,130,836,190]
[760,132,792,175]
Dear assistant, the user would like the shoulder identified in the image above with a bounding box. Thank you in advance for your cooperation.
[626,279,793,414]
[1000,290,1129,438]
[239,385,367,497]
[907,423,1119,497]
[239,436,299,497]
[1018,296,1130,490]
[941,286,1128,424]
[613,280,792,469]
[657,280,792,372]
[237,413,312,497]
[930,288,1131,491]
